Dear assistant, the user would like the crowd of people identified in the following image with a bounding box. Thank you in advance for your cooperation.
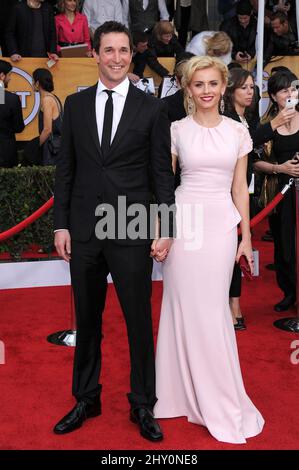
[0,1,298,67]
[0,0,299,446]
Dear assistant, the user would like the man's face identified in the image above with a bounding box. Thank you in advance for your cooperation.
[271,18,289,36]
[93,32,132,87]
[136,41,148,53]
[238,14,251,28]
[0,71,11,88]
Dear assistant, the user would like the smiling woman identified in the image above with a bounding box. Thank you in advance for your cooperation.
[154,56,265,444]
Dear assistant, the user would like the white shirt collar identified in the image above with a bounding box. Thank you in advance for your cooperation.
[97,77,130,97]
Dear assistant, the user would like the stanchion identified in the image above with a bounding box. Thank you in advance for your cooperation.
[47,285,76,346]
[274,176,299,333]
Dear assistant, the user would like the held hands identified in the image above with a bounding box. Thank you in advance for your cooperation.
[236,239,254,276]
[54,230,71,262]
[151,238,173,263]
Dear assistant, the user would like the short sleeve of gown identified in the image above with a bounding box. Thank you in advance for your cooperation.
[237,123,253,159]
[171,121,179,156]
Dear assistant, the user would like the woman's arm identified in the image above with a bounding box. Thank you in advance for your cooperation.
[172,154,177,174]
[231,155,254,273]
[232,155,251,243]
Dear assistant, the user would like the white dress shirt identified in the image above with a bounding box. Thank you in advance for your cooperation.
[122,0,169,27]
[96,76,130,145]
[83,0,124,33]
[54,77,130,233]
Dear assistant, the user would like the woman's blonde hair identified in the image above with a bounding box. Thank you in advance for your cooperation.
[153,21,174,41]
[204,31,232,58]
[58,0,79,13]
[181,56,228,114]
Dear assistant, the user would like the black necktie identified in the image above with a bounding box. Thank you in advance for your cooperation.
[101,89,114,157]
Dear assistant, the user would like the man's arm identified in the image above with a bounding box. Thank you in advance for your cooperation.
[145,49,170,77]
[12,95,25,134]
[47,3,57,54]
[115,0,125,24]
[150,100,175,238]
[158,0,169,20]
[5,4,19,57]
[54,96,76,232]
[122,0,130,28]
[82,0,92,29]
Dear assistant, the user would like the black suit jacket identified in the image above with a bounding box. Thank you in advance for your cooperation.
[162,89,186,123]
[0,90,24,167]
[54,83,175,243]
[5,1,57,57]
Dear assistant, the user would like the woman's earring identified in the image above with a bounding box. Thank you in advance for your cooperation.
[220,95,225,114]
[188,95,194,114]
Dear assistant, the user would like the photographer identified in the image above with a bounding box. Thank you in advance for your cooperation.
[264,12,299,64]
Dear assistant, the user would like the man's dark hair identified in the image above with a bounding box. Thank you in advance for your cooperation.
[271,12,289,24]
[93,21,133,53]
[271,65,292,75]
[132,31,148,46]
[236,0,252,15]
[32,68,54,92]
[227,62,242,71]
[0,60,12,76]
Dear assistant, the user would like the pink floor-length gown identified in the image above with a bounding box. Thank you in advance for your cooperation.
[154,115,265,444]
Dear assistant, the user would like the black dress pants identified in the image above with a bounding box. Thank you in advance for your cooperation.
[70,234,156,410]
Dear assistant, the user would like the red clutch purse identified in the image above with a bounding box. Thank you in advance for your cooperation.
[239,255,254,281]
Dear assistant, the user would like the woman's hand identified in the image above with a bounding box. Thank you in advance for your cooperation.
[271,107,296,130]
[236,239,254,276]
[278,158,299,177]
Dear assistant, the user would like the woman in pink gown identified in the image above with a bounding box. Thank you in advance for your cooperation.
[154,56,264,444]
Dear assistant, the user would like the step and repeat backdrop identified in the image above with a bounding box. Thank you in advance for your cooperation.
[2,56,299,141]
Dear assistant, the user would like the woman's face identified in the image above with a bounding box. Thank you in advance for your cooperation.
[160,33,172,44]
[64,0,77,12]
[233,76,255,109]
[188,66,226,112]
[273,85,298,110]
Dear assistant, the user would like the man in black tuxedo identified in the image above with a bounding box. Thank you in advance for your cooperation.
[53,21,175,441]
[0,60,25,168]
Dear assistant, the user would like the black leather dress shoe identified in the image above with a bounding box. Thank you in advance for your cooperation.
[53,400,101,434]
[274,295,296,312]
[130,407,163,442]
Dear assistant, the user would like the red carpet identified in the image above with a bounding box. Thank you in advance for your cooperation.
[0,222,298,450]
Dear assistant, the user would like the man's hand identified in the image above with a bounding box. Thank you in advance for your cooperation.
[127,72,140,83]
[235,52,250,63]
[47,53,59,62]
[151,238,173,262]
[10,54,22,62]
[54,230,71,262]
